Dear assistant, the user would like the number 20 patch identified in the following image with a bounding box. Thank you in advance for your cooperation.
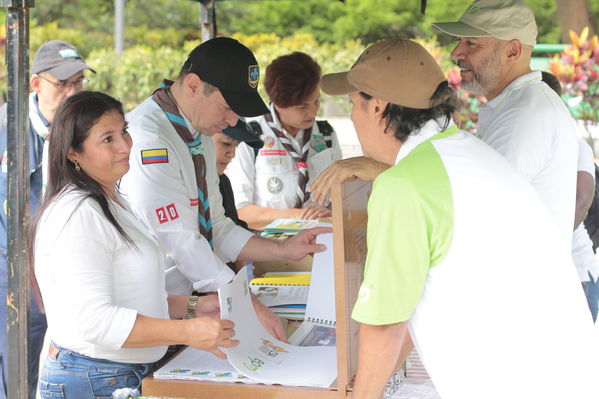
[156,203,179,224]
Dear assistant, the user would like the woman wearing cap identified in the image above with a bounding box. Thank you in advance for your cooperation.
[226,52,342,230]
[29,91,238,399]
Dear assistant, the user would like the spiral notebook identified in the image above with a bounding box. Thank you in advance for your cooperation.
[289,233,336,346]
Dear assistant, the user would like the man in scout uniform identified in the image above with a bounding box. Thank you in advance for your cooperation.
[120,38,328,339]
[0,40,94,399]
[321,38,597,399]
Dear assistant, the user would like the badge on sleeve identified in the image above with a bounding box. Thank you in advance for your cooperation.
[141,148,168,165]
[155,203,179,224]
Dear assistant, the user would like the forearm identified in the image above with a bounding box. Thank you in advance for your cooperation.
[238,204,302,231]
[237,234,285,262]
[167,293,219,319]
[353,322,411,399]
[122,314,190,348]
[575,171,595,229]
[168,294,191,319]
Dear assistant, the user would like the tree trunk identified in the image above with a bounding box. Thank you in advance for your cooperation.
[555,0,597,43]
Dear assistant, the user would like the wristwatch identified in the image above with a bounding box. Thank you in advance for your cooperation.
[187,295,199,319]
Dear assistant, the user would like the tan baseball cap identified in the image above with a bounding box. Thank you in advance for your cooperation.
[432,0,537,46]
[321,39,447,110]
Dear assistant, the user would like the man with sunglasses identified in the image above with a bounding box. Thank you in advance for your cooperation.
[0,40,94,399]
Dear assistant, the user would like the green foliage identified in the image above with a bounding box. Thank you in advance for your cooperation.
[86,45,187,111]
[550,28,599,123]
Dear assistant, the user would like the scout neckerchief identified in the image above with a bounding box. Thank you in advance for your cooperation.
[29,93,49,192]
[264,112,312,208]
[152,80,213,248]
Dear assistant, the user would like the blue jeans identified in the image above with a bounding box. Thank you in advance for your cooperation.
[0,256,47,399]
[583,272,599,323]
[39,343,154,399]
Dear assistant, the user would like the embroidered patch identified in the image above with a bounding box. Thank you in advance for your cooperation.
[156,203,179,224]
[263,136,275,148]
[141,148,168,164]
[248,65,259,88]
[59,48,81,59]
[266,177,283,194]
[156,207,168,224]
[310,134,327,152]
[260,150,286,156]
[166,203,179,221]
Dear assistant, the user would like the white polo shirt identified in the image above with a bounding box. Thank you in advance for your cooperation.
[35,187,170,364]
[477,71,578,244]
[353,118,597,398]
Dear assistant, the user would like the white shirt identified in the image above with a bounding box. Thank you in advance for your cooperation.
[121,97,248,295]
[477,71,578,244]
[227,104,342,210]
[572,139,599,282]
[35,187,169,363]
[353,119,598,398]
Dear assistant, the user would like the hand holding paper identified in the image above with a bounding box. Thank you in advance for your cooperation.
[185,317,239,359]
[282,226,332,261]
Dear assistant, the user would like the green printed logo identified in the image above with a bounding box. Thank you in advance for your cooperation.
[227,297,233,313]
[466,5,479,14]
[243,356,265,372]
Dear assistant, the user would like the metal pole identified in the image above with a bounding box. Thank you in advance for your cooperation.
[115,0,125,55]
[2,0,32,398]
[200,0,216,42]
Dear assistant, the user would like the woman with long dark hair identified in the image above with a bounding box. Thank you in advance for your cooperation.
[29,91,238,399]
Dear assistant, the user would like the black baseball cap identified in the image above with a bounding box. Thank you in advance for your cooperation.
[185,37,269,117]
[31,40,95,80]
[221,120,264,149]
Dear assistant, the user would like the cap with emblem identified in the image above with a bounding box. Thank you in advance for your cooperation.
[185,37,269,117]
[431,0,537,46]
[221,120,264,149]
[31,40,96,80]
[321,39,447,109]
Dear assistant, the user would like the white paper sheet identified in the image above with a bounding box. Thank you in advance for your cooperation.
[153,346,258,384]
[305,232,335,323]
[289,233,336,345]
[219,267,337,387]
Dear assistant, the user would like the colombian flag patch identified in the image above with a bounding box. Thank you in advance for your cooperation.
[141,148,168,165]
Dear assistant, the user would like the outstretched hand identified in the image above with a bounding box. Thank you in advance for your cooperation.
[298,204,331,220]
[252,294,289,343]
[309,156,389,205]
[281,226,332,262]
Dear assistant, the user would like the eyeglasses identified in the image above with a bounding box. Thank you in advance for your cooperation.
[38,74,89,90]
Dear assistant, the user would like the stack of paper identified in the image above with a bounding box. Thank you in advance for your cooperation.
[250,272,310,320]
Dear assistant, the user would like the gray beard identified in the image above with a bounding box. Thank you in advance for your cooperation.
[458,51,502,96]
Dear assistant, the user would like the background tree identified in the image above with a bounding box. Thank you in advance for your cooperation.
[556,0,597,42]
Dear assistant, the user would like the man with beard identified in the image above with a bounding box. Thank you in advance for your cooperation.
[312,0,577,247]
[432,0,578,244]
